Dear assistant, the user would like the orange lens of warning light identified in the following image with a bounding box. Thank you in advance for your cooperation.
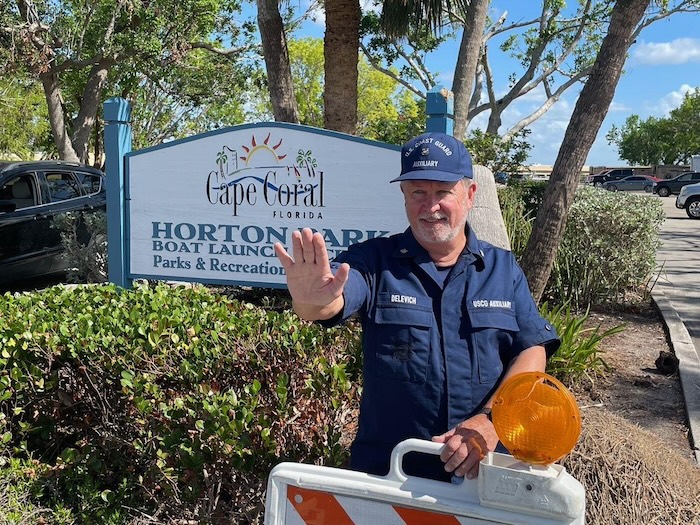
[491,371,581,465]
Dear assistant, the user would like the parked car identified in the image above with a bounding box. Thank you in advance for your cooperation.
[602,175,656,192]
[653,172,700,197]
[494,172,510,184]
[0,160,106,285]
[586,168,634,187]
[676,181,700,219]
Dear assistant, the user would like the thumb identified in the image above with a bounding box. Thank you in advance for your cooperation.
[432,427,455,443]
[328,263,350,294]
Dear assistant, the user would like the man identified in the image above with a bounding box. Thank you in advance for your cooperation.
[274,132,560,482]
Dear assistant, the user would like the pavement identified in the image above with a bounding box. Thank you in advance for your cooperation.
[651,194,700,464]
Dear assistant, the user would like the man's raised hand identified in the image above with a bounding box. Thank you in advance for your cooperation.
[274,228,349,320]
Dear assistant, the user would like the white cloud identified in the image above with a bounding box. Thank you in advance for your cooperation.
[434,72,454,88]
[609,100,631,112]
[627,84,696,117]
[656,84,694,115]
[360,0,381,14]
[298,0,325,27]
[632,38,700,65]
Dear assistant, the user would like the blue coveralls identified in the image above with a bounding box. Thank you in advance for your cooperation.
[323,227,560,481]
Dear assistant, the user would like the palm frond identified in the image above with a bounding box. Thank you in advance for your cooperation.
[380,0,470,37]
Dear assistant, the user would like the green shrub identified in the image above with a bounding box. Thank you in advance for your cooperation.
[0,283,361,523]
[0,458,54,525]
[498,185,664,308]
[547,187,664,306]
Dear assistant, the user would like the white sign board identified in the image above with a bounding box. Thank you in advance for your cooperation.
[265,440,585,525]
[126,123,404,287]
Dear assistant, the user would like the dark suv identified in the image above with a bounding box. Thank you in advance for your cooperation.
[0,160,106,286]
[652,172,700,197]
[587,168,634,187]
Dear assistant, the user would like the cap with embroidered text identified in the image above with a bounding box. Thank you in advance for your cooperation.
[391,132,473,183]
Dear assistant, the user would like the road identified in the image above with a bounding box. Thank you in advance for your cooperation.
[655,194,700,351]
[652,192,700,462]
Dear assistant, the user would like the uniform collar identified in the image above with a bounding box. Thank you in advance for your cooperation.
[393,226,486,268]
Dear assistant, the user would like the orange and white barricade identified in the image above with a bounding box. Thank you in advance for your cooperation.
[264,438,585,525]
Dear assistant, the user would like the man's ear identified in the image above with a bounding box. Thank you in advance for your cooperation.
[467,180,478,198]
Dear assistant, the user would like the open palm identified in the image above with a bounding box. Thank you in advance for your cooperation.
[274,228,349,313]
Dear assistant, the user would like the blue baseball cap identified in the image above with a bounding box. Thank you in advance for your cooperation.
[391,132,474,183]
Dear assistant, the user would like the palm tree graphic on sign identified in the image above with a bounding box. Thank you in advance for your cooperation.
[215,146,238,178]
[216,149,227,177]
[296,149,317,179]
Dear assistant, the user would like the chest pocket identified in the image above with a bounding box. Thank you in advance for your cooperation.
[467,307,519,384]
[365,294,433,384]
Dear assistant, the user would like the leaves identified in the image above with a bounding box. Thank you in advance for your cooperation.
[499,183,664,308]
[464,128,532,176]
[541,302,623,384]
[607,88,700,165]
[0,282,361,521]
[0,75,52,158]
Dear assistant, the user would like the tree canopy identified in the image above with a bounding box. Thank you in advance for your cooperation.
[464,128,532,176]
[521,0,652,301]
[0,74,51,158]
[361,0,700,139]
[607,88,700,165]
[249,37,425,145]
[1,0,260,163]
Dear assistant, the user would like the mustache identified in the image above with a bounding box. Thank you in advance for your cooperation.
[419,214,447,221]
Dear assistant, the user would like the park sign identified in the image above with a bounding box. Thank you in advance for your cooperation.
[123,122,404,287]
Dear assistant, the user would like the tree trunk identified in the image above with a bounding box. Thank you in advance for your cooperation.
[452,0,490,140]
[257,0,300,123]
[72,59,112,163]
[93,116,104,169]
[521,0,652,302]
[40,72,79,162]
[323,0,360,134]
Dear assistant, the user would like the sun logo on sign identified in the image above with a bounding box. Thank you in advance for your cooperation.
[240,133,286,166]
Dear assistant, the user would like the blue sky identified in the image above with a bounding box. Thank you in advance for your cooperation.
[292,1,700,169]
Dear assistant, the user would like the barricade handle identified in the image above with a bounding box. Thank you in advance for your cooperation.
[387,438,445,483]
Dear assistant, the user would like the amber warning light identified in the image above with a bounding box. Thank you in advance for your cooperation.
[492,371,581,465]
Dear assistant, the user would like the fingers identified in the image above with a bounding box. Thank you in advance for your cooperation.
[464,453,482,480]
[273,242,293,269]
[431,428,454,443]
[439,432,487,480]
[291,228,307,264]
[458,437,484,479]
[288,228,325,265]
[312,230,330,267]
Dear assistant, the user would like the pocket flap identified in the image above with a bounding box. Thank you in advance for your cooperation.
[374,294,432,328]
[468,307,519,331]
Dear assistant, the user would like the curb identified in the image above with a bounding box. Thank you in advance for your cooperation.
[651,289,700,464]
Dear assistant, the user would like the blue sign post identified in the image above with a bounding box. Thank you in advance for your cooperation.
[104,97,132,289]
[425,87,454,135]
